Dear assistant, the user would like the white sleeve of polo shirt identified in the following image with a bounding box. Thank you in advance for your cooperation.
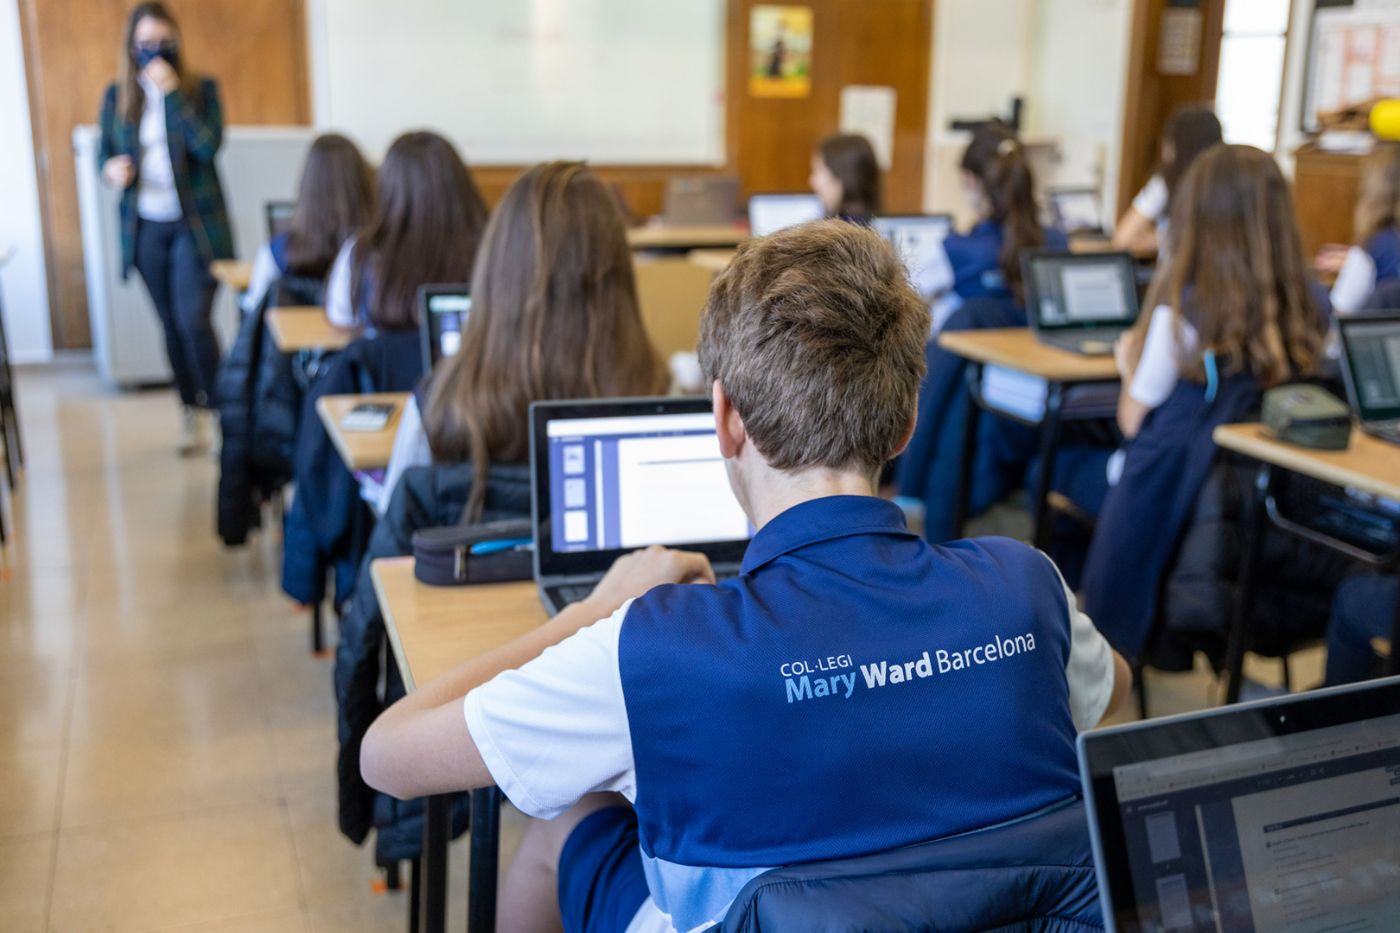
[240,243,279,314]
[324,239,356,328]
[1043,556,1115,732]
[1128,305,1195,408]
[1329,246,1377,316]
[375,397,431,516]
[1132,175,1169,223]
[463,601,636,820]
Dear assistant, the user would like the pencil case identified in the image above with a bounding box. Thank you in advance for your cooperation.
[412,519,535,586]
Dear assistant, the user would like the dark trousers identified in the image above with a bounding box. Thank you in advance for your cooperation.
[1324,576,1398,685]
[134,219,220,408]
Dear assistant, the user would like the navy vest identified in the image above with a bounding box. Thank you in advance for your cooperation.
[943,221,1069,301]
[268,232,291,275]
[616,496,1083,927]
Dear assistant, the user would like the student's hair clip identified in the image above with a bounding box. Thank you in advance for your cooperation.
[997,138,1019,157]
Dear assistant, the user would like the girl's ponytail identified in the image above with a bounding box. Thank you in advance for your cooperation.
[962,125,1044,302]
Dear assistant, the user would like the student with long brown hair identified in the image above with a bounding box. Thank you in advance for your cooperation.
[99,1,232,454]
[809,133,882,222]
[374,160,668,513]
[1084,145,1332,670]
[1112,105,1223,255]
[325,130,488,331]
[1113,145,1324,439]
[241,133,375,312]
[1326,142,1400,314]
[334,162,665,863]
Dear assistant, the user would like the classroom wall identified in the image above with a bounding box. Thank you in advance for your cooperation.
[0,0,51,363]
[923,0,1134,229]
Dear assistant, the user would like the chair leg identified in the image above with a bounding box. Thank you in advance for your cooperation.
[311,601,324,655]
[1133,661,1149,720]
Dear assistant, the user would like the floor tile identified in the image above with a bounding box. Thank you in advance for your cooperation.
[0,833,53,933]
[50,803,302,932]
[0,746,63,839]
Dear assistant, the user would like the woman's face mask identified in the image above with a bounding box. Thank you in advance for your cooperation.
[133,41,178,70]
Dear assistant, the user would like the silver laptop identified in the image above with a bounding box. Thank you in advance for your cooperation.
[529,397,752,616]
[416,284,471,371]
[1079,676,1400,932]
[1024,250,1140,356]
[1047,186,1105,237]
[1337,313,1400,445]
[663,176,740,226]
[872,214,953,297]
[747,193,824,237]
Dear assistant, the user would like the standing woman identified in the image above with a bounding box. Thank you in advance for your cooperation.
[100,2,233,454]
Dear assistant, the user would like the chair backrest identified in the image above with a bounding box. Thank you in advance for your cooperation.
[718,798,1101,933]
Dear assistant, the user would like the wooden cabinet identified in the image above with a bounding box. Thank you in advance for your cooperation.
[1292,144,1365,259]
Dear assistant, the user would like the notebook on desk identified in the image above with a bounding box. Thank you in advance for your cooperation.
[1079,675,1400,933]
[1024,250,1140,356]
[1337,313,1400,445]
[529,397,752,616]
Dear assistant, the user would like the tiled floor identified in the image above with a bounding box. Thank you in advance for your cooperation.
[0,363,523,932]
[0,362,1317,931]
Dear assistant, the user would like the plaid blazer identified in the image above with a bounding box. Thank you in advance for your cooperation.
[99,77,235,277]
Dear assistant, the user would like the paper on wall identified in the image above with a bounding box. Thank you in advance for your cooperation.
[839,85,896,170]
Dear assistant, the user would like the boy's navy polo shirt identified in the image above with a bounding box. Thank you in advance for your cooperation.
[465,494,1114,931]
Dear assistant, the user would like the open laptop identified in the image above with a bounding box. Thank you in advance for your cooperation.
[1024,250,1140,356]
[1079,676,1400,932]
[747,193,824,238]
[1047,187,1105,237]
[872,213,953,297]
[265,199,296,240]
[416,284,471,370]
[664,176,740,226]
[1337,313,1400,445]
[530,397,752,616]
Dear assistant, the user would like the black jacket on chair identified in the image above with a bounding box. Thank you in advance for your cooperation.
[334,461,533,864]
[280,331,424,607]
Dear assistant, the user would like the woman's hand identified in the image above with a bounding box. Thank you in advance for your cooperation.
[102,155,135,188]
[143,58,179,94]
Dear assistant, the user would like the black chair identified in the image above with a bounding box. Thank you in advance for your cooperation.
[717,798,1101,932]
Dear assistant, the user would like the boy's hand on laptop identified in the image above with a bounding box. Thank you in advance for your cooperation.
[585,546,716,617]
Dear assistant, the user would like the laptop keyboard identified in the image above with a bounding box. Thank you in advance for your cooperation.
[550,568,741,611]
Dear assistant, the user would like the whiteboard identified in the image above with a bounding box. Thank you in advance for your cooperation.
[309,0,726,165]
[1303,4,1400,130]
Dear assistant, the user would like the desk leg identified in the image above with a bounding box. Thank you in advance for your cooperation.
[1224,464,1271,705]
[1030,383,1065,553]
[421,794,450,933]
[468,787,502,933]
[951,362,983,540]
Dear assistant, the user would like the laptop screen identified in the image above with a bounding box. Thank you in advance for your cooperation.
[417,286,471,370]
[1080,678,1400,932]
[748,194,824,238]
[1340,316,1400,423]
[1048,189,1103,233]
[872,215,952,296]
[1026,252,1139,331]
[265,200,295,240]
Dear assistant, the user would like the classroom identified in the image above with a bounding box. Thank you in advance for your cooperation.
[2,0,1399,930]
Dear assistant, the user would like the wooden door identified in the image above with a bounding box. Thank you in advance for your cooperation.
[725,0,933,212]
[1116,0,1225,217]
[19,0,310,349]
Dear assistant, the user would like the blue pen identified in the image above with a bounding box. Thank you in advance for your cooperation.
[469,537,534,556]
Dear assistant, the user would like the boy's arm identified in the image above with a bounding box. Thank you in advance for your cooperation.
[361,546,714,801]
[1049,559,1132,730]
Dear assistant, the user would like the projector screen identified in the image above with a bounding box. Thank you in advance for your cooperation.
[308,0,727,165]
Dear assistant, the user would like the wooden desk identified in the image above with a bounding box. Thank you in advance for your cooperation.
[210,259,253,292]
[373,559,544,933]
[938,328,1120,548]
[627,224,746,251]
[1068,238,1156,262]
[266,306,357,352]
[1213,423,1400,701]
[1213,424,1400,502]
[315,393,408,472]
[687,248,738,273]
